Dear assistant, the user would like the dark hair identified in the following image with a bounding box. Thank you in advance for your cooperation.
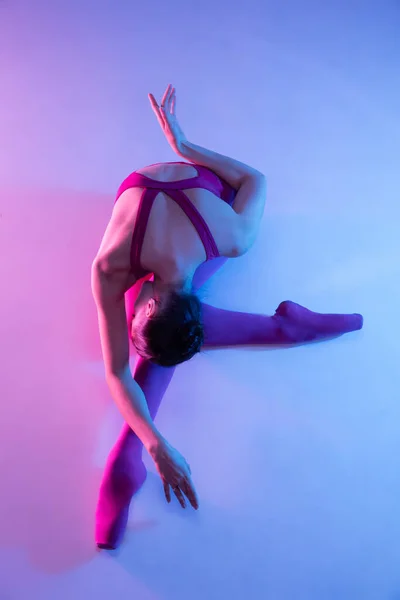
[131,291,204,367]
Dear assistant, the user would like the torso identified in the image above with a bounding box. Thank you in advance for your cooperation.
[94,162,240,290]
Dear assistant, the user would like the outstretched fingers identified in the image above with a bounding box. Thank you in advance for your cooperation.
[163,476,199,510]
[163,480,171,503]
[160,83,172,109]
[149,84,175,127]
[170,88,176,115]
[181,478,199,510]
[148,93,165,128]
[173,486,187,509]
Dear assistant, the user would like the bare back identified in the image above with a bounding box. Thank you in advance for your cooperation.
[95,162,241,286]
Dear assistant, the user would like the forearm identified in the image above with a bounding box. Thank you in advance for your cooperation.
[106,367,163,454]
[178,140,264,190]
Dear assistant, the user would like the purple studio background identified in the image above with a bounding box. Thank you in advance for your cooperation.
[0,1,399,599]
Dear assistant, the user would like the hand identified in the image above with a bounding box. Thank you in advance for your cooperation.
[149,437,199,510]
[148,84,187,155]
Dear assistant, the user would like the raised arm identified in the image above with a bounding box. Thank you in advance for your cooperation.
[178,139,264,190]
[178,141,267,254]
[149,84,267,255]
[149,84,265,189]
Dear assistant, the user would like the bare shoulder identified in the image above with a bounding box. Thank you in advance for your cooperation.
[218,208,248,258]
[91,258,137,302]
[93,187,142,277]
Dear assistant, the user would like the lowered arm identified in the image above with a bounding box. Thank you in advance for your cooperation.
[91,262,162,453]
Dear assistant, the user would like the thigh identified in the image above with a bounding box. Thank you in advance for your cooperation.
[192,256,229,292]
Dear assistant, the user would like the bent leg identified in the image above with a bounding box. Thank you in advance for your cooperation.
[95,358,176,549]
[95,259,229,549]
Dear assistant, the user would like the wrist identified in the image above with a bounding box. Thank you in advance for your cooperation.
[176,139,190,158]
[144,429,165,457]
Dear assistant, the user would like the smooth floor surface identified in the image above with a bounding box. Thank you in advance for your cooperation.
[0,1,399,599]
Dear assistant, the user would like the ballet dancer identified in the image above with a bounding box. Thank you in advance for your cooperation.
[91,84,363,548]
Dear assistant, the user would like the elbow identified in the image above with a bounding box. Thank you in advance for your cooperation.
[240,170,266,184]
[91,257,102,273]
[231,235,250,258]
[92,255,112,275]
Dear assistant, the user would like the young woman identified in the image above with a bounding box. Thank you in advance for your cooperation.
[91,84,363,548]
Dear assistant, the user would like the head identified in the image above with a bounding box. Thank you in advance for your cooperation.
[130,282,204,367]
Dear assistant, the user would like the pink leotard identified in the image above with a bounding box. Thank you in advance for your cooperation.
[114,162,236,279]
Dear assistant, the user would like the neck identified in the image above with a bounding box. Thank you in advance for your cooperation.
[153,266,195,296]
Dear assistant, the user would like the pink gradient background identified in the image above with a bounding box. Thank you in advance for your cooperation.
[0,1,399,599]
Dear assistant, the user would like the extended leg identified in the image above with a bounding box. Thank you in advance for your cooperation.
[201,300,363,347]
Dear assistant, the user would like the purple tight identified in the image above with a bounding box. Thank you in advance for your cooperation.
[95,258,363,548]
